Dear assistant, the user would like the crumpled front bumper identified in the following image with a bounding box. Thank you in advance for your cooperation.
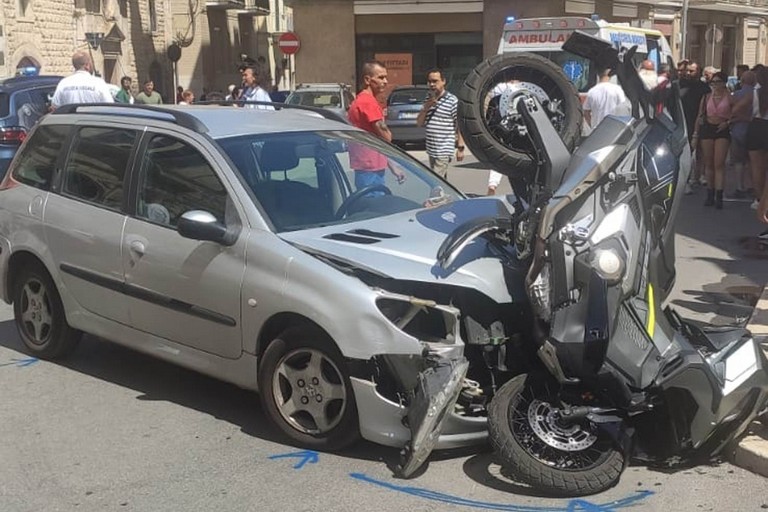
[351,376,488,450]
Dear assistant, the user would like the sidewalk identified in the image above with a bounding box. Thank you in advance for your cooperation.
[732,284,768,477]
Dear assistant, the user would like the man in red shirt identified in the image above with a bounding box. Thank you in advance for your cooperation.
[348,61,404,191]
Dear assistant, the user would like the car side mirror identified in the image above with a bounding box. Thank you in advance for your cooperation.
[177,210,233,246]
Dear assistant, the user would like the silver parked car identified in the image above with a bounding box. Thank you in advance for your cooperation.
[285,83,355,120]
[0,103,519,472]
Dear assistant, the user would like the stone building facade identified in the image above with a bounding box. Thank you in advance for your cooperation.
[1,0,175,99]
[286,0,768,90]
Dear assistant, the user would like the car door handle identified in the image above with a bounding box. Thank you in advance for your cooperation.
[129,240,146,256]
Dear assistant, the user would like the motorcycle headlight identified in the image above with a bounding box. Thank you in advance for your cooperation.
[590,247,625,284]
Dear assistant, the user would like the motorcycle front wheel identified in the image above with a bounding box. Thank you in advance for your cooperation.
[488,374,625,497]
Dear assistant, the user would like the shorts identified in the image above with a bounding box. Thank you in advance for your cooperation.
[699,122,730,140]
[746,118,768,151]
[729,122,749,164]
[428,156,451,179]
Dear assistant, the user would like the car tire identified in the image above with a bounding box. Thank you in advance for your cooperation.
[259,326,360,451]
[458,52,582,180]
[13,262,81,359]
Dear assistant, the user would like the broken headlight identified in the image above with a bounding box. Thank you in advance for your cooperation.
[376,295,458,345]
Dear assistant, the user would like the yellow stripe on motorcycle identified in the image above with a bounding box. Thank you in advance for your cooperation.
[646,284,655,338]
[668,183,673,197]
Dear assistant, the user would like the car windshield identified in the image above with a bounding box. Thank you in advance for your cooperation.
[388,89,430,105]
[217,130,461,233]
[286,91,343,109]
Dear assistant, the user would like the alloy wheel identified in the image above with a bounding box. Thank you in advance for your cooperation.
[19,278,53,346]
[272,348,347,435]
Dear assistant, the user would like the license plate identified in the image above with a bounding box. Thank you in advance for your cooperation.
[399,112,418,120]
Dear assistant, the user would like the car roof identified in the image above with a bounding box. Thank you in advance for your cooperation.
[0,75,62,92]
[47,104,357,139]
[296,83,350,89]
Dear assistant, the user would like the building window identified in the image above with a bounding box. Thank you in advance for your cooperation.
[0,51,5,67]
[149,0,157,32]
[17,0,31,17]
[85,0,100,13]
[565,0,595,15]
[119,0,127,18]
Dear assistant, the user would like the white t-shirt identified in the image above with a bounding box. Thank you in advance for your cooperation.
[52,70,114,108]
[584,82,627,128]
[242,86,274,110]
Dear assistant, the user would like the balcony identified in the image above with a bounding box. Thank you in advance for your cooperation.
[238,0,270,15]
[206,0,269,12]
[649,0,768,16]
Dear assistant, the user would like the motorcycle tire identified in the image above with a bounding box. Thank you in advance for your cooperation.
[458,53,582,179]
[488,374,625,497]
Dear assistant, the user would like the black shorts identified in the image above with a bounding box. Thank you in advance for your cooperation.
[699,122,730,140]
[746,118,768,151]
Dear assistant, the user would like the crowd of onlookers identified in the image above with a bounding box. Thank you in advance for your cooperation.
[675,59,768,239]
[580,56,768,238]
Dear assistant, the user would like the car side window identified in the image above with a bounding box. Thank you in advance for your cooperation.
[14,88,52,131]
[137,135,228,228]
[63,127,136,211]
[11,124,70,191]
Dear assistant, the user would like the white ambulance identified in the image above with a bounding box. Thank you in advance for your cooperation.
[498,17,674,94]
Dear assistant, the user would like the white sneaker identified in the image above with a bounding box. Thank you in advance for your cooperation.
[751,199,759,210]
[684,183,693,195]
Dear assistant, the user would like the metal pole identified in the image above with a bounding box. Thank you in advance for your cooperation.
[173,61,178,104]
[711,23,717,66]
[681,0,690,60]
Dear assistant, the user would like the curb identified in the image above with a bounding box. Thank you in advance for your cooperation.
[731,283,768,477]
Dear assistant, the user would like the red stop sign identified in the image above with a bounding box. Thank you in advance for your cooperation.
[278,32,301,55]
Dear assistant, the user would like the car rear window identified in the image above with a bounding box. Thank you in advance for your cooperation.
[287,91,342,108]
[11,124,70,190]
[388,89,429,106]
[0,93,9,118]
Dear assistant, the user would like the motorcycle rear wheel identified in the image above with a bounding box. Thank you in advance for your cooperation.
[489,374,625,497]
[457,53,582,179]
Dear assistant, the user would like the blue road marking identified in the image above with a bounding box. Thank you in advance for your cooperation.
[0,357,38,368]
[268,450,319,470]
[349,472,653,511]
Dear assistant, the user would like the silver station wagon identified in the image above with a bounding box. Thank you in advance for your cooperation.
[0,104,521,474]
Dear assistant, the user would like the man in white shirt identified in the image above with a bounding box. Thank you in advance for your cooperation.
[240,66,274,110]
[51,51,114,109]
[583,68,627,129]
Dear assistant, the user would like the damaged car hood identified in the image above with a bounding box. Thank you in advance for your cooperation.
[279,198,518,303]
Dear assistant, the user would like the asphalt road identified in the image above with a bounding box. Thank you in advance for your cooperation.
[1,151,766,512]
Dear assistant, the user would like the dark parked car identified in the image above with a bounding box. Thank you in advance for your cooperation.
[386,85,430,146]
[0,75,61,173]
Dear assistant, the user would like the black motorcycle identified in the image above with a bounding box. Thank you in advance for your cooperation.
[433,32,768,496]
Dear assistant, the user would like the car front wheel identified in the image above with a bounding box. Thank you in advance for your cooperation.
[13,263,81,359]
[259,326,360,450]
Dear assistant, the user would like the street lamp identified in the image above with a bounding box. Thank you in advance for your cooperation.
[85,32,105,51]
[84,32,105,76]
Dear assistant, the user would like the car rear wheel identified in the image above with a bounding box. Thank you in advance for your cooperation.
[13,263,81,359]
[259,326,360,450]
